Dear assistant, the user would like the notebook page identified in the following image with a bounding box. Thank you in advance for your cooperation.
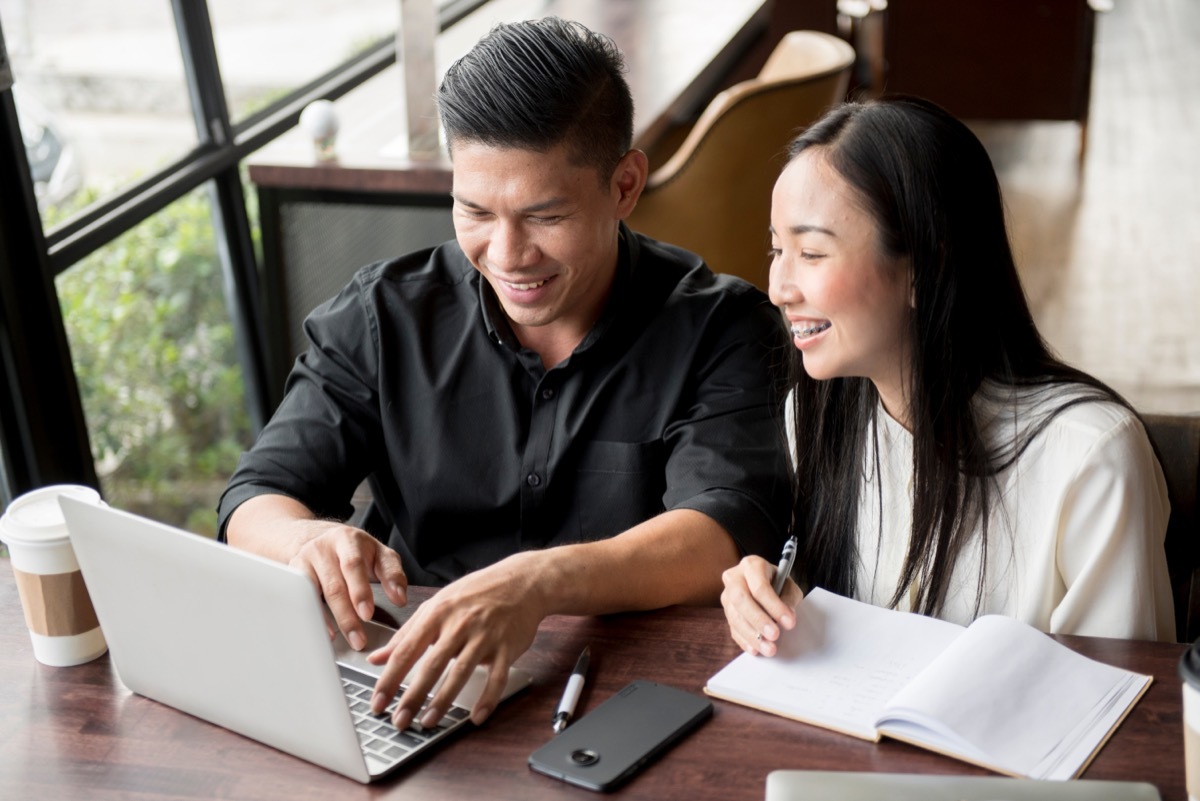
[1032,670,1149,779]
[705,588,962,740]
[875,614,1144,779]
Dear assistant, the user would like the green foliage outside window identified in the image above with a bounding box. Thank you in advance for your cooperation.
[54,187,254,536]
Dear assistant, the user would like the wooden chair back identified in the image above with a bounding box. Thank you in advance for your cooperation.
[627,31,855,292]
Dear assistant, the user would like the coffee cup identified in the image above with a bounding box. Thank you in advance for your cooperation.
[0,484,108,666]
[1180,642,1200,801]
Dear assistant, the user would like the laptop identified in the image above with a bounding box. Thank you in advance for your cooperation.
[58,497,533,784]
[764,771,1162,801]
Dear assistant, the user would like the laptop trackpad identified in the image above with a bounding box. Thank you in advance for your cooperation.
[331,619,400,680]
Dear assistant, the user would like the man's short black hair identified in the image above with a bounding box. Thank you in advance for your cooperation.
[437,17,634,180]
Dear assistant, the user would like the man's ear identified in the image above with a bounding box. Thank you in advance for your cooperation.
[612,149,649,219]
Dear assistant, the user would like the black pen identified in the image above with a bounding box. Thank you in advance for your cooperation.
[552,646,590,733]
[772,536,799,596]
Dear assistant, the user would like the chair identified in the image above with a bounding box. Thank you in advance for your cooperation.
[626,31,855,293]
[1142,413,1200,642]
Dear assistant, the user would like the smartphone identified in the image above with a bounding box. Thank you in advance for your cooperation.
[528,680,712,792]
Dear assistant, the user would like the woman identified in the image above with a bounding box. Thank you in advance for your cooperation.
[721,96,1175,655]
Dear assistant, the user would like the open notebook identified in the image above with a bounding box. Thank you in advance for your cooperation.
[705,588,1151,780]
[59,497,533,783]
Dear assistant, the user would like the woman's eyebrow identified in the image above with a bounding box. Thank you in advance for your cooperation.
[788,224,836,237]
[769,223,836,237]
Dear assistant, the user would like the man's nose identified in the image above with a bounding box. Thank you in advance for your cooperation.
[488,221,537,270]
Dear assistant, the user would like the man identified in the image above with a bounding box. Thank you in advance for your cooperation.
[218,18,789,733]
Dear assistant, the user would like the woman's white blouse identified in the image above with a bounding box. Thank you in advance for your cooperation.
[793,386,1176,641]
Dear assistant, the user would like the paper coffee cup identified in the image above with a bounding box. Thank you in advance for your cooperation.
[1180,644,1200,801]
[0,484,107,666]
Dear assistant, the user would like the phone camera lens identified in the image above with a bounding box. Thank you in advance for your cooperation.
[569,748,600,766]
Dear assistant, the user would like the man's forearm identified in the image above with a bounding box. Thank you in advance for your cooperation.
[507,508,740,617]
[225,494,326,563]
[361,507,737,729]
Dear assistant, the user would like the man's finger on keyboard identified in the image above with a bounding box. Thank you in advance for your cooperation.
[368,629,430,717]
[388,643,453,730]
[418,654,479,729]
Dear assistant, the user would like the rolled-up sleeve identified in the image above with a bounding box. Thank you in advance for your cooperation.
[663,287,792,561]
[216,270,385,539]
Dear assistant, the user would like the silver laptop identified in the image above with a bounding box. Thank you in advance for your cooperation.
[765,771,1162,801]
[59,497,533,784]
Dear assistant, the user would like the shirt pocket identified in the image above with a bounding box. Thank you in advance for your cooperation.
[572,439,667,539]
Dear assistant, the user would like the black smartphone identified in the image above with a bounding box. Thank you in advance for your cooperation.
[528,680,712,792]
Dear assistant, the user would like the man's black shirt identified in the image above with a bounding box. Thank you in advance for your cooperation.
[217,227,791,584]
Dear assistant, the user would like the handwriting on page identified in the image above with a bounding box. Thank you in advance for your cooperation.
[776,596,959,733]
[778,658,927,727]
[711,590,963,738]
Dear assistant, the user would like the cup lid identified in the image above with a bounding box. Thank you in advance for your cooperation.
[0,484,101,545]
[1180,641,1200,688]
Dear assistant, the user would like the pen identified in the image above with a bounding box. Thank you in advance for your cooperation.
[552,646,590,733]
[771,536,799,596]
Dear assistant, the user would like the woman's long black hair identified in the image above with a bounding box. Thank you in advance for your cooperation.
[788,96,1128,616]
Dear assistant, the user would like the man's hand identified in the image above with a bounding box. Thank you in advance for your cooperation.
[366,551,545,729]
[288,522,408,650]
[231,502,744,731]
[720,555,803,657]
[226,494,408,651]
[364,509,742,730]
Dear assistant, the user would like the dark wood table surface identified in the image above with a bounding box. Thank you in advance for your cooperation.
[0,562,1187,800]
[247,0,773,195]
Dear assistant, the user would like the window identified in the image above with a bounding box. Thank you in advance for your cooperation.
[0,0,483,530]
[3,1,197,223]
[56,185,251,535]
[209,0,397,124]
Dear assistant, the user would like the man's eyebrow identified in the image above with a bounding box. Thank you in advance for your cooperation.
[522,197,571,213]
[450,194,570,214]
[449,192,482,209]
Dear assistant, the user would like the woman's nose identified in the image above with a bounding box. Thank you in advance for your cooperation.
[768,259,801,308]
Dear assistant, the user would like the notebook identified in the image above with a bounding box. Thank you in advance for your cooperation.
[764,770,1162,801]
[58,497,533,784]
[705,588,1150,780]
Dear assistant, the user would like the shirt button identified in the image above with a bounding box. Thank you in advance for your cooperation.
[526,473,542,487]
[541,388,555,400]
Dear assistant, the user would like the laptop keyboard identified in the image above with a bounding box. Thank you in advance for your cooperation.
[339,666,472,774]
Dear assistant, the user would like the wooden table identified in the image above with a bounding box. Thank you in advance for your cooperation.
[246,0,773,401]
[0,564,1187,800]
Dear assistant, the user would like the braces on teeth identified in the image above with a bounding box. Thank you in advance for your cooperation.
[792,321,831,337]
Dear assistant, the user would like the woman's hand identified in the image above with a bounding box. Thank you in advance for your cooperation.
[720,555,803,656]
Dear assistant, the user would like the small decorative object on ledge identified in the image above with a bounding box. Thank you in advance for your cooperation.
[298,99,340,161]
